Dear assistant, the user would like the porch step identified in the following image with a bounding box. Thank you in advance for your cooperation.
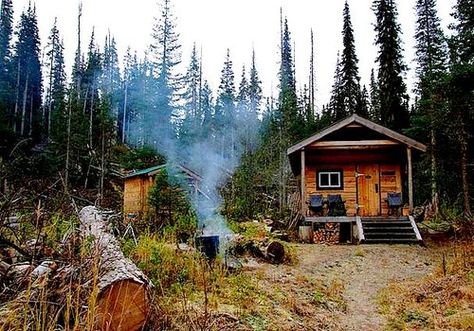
[360,217,422,244]
[363,238,420,244]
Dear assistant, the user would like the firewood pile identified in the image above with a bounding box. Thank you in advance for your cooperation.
[313,223,340,244]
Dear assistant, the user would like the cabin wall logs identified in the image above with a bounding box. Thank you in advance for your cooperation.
[305,164,357,216]
[304,163,402,217]
[123,176,154,217]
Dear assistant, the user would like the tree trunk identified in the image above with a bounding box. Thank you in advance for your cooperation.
[20,71,29,136]
[64,95,72,192]
[459,126,471,217]
[79,206,151,331]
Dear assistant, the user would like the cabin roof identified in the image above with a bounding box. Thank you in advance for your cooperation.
[287,114,427,156]
[124,163,202,181]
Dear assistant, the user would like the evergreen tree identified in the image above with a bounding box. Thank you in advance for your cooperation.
[200,80,214,141]
[248,49,262,116]
[448,0,474,216]
[0,0,13,128]
[340,0,362,116]
[102,33,121,135]
[180,43,201,144]
[368,68,381,121]
[412,0,448,212]
[150,0,181,142]
[44,18,66,141]
[12,4,42,138]
[237,65,249,113]
[215,49,235,130]
[372,0,409,130]
[278,16,299,140]
[329,53,345,120]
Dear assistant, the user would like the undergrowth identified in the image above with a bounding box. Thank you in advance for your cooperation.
[378,242,474,330]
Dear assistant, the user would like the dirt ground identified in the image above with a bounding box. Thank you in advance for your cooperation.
[246,242,446,331]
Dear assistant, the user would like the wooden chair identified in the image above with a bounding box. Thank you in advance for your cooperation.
[387,192,402,216]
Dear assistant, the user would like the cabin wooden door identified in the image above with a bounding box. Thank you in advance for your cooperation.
[357,164,380,216]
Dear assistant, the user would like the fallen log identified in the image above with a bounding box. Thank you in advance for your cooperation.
[79,206,151,331]
[266,241,285,264]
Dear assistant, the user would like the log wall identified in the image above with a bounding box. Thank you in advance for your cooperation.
[305,164,357,216]
[123,176,154,217]
[304,160,403,217]
[380,164,403,215]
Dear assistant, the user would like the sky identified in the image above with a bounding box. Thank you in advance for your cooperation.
[11,0,456,111]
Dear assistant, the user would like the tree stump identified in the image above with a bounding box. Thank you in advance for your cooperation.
[79,206,151,331]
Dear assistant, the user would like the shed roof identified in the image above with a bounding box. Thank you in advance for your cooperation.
[124,163,202,181]
[287,114,427,156]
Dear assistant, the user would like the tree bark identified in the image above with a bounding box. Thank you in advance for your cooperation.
[79,206,151,331]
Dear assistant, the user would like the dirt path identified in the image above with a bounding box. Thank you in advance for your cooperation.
[252,243,443,330]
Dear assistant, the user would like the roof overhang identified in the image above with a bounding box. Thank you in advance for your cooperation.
[287,114,427,157]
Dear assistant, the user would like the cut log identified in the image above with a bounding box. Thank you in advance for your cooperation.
[79,206,151,331]
[266,241,285,264]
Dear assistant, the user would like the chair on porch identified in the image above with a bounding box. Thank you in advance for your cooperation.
[327,194,346,216]
[387,192,402,216]
[308,194,324,216]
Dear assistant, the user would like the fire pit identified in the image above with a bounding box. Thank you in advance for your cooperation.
[196,235,219,260]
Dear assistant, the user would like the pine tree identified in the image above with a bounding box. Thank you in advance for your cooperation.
[102,32,121,135]
[200,80,214,140]
[12,4,42,138]
[215,49,235,127]
[215,49,236,157]
[329,53,345,120]
[0,0,13,128]
[180,43,201,144]
[237,65,249,114]
[368,68,381,121]
[372,0,409,130]
[44,18,66,141]
[150,0,181,142]
[340,0,362,116]
[448,0,474,216]
[279,15,299,140]
[248,49,262,116]
[413,0,448,212]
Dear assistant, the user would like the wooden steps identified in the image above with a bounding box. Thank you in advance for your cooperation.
[359,216,422,244]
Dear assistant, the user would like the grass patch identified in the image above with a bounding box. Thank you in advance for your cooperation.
[377,242,474,330]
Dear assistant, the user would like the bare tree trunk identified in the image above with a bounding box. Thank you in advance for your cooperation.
[20,71,29,136]
[13,61,21,133]
[459,125,471,217]
[65,96,72,192]
[430,128,439,214]
[122,82,128,143]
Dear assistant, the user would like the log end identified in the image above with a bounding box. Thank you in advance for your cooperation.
[97,280,149,331]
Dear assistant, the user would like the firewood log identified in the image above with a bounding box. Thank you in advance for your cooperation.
[79,206,151,331]
[266,241,285,264]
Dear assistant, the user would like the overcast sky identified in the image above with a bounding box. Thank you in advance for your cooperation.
[12,0,456,110]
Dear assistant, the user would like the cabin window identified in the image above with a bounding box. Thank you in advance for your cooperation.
[317,170,343,189]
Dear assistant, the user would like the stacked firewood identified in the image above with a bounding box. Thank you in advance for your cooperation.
[313,223,340,244]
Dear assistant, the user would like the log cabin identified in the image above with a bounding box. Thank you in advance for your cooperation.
[288,114,426,244]
[123,163,202,219]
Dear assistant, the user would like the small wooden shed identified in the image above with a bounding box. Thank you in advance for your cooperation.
[288,115,426,244]
[123,164,202,219]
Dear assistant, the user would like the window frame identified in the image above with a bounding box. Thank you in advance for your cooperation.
[316,170,343,190]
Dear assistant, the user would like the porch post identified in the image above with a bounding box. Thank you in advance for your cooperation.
[407,147,414,211]
[301,148,306,216]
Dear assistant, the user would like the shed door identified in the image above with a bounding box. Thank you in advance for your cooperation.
[357,164,380,216]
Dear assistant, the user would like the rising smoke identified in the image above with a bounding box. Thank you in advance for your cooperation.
[128,98,261,239]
